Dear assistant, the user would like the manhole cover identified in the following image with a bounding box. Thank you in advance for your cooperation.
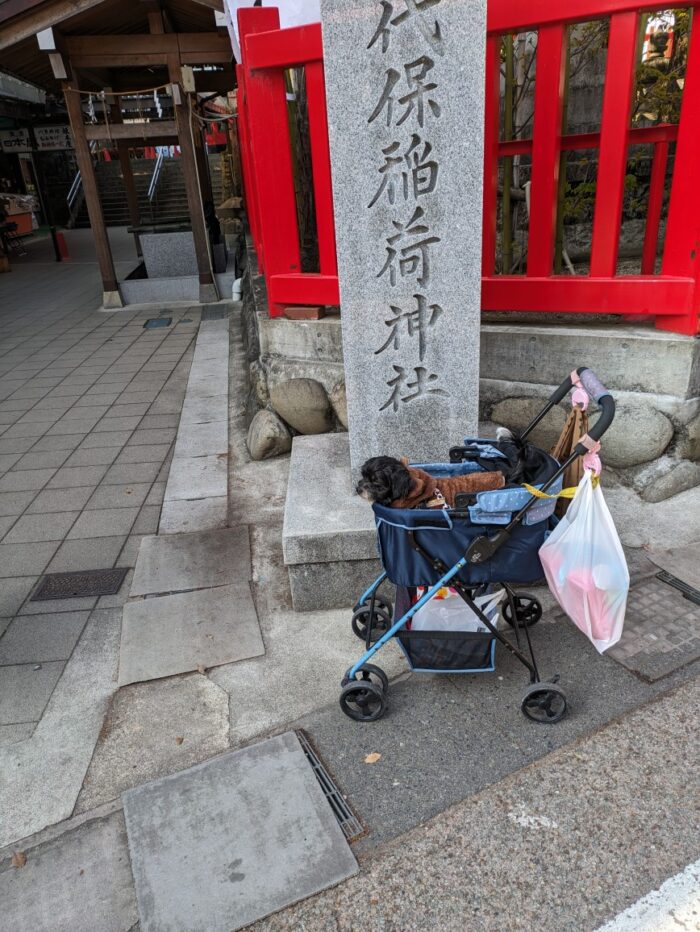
[606,576,700,682]
[297,730,364,841]
[143,317,172,329]
[31,568,130,601]
[201,307,227,321]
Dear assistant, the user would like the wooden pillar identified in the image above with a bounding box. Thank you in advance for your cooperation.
[62,79,122,307]
[117,142,142,256]
[168,56,218,302]
[109,96,142,256]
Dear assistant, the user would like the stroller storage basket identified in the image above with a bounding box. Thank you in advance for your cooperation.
[374,502,551,587]
[397,629,496,673]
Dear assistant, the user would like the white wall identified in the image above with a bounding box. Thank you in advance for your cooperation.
[224,0,321,60]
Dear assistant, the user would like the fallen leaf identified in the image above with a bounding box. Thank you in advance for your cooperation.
[79,869,84,876]
[175,736,184,745]
[364,752,381,764]
[196,664,206,674]
[11,851,26,868]
[370,897,379,906]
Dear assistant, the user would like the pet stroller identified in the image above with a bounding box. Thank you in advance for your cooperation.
[340,368,616,724]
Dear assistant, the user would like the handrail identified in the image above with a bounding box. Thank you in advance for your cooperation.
[66,140,98,209]
[147,149,165,202]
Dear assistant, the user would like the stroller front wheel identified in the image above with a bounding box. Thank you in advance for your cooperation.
[351,606,391,643]
[521,681,567,724]
[503,594,542,628]
[340,680,386,722]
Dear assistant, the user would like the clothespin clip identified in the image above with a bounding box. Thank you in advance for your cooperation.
[570,369,589,410]
[580,433,602,477]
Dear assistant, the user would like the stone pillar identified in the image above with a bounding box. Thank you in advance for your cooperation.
[320,0,485,472]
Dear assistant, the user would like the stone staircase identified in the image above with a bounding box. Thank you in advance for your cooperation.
[73,154,226,228]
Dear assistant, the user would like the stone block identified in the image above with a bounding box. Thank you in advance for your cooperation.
[288,558,383,612]
[247,409,292,461]
[481,323,700,399]
[284,305,326,320]
[141,231,198,278]
[269,378,332,434]
[596,397,674,468]
[321,0,484,471]
[631,456,700,503]
[329,379,348,429]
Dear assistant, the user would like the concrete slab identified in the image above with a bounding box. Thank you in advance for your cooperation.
[163,454,227,501]
[0,609,121,847]
[647,541,700,590]
[123,732,357,932]
[118,583,264,686]
[0,810,138,932]
[130,526,251,597]
[159,497,228,534]
[75,674,230,814]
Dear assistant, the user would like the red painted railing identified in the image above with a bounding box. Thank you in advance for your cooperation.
[237,4,700,334]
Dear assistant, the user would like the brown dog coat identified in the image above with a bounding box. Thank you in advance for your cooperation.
[391,459,505,509]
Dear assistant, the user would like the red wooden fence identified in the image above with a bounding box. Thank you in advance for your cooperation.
[237,3,700,335]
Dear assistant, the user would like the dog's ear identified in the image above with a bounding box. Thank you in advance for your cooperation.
[387,460,412,502]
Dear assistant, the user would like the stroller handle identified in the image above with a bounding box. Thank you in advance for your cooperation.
[522,366,615,446]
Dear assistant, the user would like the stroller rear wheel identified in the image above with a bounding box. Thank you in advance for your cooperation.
[354,595,393,619]
[503,594,542,628]
[351,605,391,643]
[340,680,386,722]
[521,681,567,724]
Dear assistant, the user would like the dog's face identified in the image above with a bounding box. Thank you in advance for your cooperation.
[356,456,412,505]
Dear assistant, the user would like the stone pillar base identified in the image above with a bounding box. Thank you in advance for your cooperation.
[283,434,381,612]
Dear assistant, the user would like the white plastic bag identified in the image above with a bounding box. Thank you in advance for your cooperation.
[412,587,505,633]
[539,471,629,653]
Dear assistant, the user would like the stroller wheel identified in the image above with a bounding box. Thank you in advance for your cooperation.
[340,680,386,722]
[351,606,391,643]
[354,595,393,619]
[521,682,567,724]
[343,663,389,693]
[503,594,542,628]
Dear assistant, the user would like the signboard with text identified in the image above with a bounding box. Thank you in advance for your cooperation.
[0,129,31,153]
[34,125,74,150]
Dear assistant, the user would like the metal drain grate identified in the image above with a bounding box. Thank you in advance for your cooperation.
[144,317,172,329]
[656,570,700,606]
[201,307,227,321]
[31,567,130,601]
[297,731,364,841]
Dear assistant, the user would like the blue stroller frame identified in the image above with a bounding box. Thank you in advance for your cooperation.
[340,368,616,724]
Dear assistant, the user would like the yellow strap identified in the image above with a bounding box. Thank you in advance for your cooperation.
[523,475,600,500]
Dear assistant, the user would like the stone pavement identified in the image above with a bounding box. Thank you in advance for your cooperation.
[0,229,200,843]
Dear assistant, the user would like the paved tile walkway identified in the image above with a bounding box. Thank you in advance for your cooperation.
[0,230,198,745]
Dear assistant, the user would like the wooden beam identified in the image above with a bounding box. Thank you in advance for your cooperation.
[62,79,121,307]
[167,55,218,302]
[84,121,177,140]
[0,0,105,52]
[64,33,231,64]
